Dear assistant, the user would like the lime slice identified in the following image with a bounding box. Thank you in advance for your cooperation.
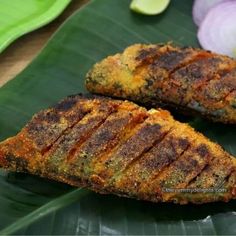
[130,0,170,15]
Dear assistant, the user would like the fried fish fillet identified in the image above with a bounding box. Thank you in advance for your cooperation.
[86,44,236,123]
[0,95,235,204]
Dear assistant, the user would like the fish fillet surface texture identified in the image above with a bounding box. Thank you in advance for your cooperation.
[0,95,235,204]
[86,44,236,124]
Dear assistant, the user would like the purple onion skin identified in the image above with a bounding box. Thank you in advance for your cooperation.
[193,0,225,26]
[197,1,236,57]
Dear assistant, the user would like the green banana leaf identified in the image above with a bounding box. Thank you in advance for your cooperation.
[0,0,235,234]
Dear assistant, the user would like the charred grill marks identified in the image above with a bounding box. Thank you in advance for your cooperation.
[44,102,118,177]
[72,112,136,176]
[26,98,92,152]
[0,95,235,204]
[86,44,236,123]
[108,124,173,188]
[108,128,190,197]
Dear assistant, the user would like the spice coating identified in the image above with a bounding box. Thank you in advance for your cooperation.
[0,95,235,204]
[85,44,236,123]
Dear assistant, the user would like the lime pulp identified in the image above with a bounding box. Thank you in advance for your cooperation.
[130,0,170,15]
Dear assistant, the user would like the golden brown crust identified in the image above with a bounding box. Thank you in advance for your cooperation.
[0,95,235,204]
[85,44,236,123]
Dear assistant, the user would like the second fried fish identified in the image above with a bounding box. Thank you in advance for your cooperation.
[86,44,236,123]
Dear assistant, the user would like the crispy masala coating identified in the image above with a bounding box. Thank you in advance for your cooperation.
[86,44,236,123]
[0,95,235,204]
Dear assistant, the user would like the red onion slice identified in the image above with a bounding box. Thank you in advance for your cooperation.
[193,0,225,26]
[198,1,236,58]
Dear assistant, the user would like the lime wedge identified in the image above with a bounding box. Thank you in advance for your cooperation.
[130,0,170,15]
